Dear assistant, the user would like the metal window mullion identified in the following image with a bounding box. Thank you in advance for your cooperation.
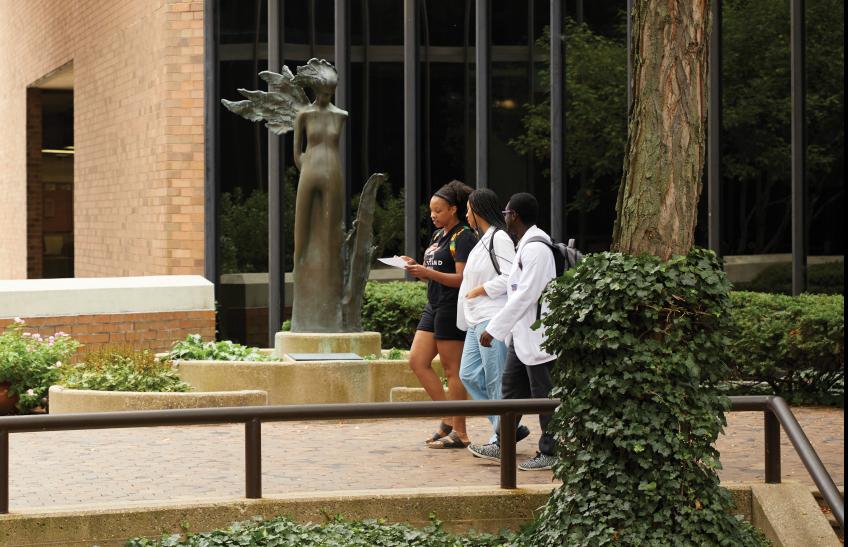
[626,0,633,114]
[404,0,420,261]
[268,0,286,345]
[526,0,535,196]
[203,0,220,315]
[335,0,352,229]
[549,0,565,241]
[790,0,807,295]
[708,0,722,255]
[475,0,490,189]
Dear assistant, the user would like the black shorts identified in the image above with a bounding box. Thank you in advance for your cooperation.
[417,302,466,341]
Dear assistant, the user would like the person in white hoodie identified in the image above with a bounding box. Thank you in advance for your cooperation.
[470,192,558,471]
[456,189,530,447]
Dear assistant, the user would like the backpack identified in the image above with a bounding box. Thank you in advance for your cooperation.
[518,236,583,319]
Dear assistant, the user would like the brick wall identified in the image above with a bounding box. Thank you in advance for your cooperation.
[0,0,206,279]
[0,310,215,357]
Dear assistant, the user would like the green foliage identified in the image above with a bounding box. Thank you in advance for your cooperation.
[169,334,270,362]
[355,183,406,259]
[363,348,405,361]
[734,261,844,295]
[722,0,843,253]
[221,171,407,274]
[126,514,514,547]
[725,291,843,404]
[361,281,428,349]
[0,320,79,413]
[523,249,767,546]
[511,21,626,214]
[60,347,190,393]
[220,167,297,275]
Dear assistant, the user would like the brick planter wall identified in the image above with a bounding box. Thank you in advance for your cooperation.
[0,310,214,356]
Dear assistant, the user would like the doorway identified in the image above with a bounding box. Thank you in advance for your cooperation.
[27,65,74,279]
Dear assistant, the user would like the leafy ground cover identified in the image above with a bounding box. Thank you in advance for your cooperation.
[127,515,513,547]
[169,334,271,362]
[60,347,189,392]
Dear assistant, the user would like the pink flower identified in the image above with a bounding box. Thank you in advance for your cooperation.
[13,317,24,324]
[26,389,35,396]
[22,332,31,337]
[55,331,68,337]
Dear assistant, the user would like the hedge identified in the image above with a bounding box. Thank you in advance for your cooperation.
[734,261,843,295]
[361,281,844,404]
[726,291,844,404]
[361,281,427,349]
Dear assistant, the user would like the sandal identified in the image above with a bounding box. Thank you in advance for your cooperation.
[425,421,453,444]
[427,431,469,449]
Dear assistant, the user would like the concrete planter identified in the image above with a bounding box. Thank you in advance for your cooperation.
[48,385,267,414]
[175,355,443,405]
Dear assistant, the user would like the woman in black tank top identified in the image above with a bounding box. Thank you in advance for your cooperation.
[401,180,476,448]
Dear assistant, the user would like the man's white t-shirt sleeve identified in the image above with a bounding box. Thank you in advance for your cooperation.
[485,245,550,341]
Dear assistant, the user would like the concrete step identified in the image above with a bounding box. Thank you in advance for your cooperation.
[812,487,845,542]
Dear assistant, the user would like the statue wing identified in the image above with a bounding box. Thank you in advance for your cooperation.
[220,66,308,135]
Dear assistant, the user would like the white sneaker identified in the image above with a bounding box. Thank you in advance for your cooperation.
[518,451,555,471]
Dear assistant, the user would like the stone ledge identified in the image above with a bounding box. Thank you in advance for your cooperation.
[0,485,556,546]
[0,275,214,318]
[175,358,434,405]
[48,385,267,414]
[751,483,841,546]
[390,386,448,402]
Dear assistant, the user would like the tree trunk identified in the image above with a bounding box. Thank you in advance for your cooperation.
[611,1,711,260]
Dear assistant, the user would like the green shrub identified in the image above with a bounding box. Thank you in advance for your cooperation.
[126,514,513,546]
[726,291,844,404]
[527,248,766,545]
[60,347,189,393]
[169,334,270,362]
[362,281,427,349]
[735,261,844,295]
[0,320,80,413]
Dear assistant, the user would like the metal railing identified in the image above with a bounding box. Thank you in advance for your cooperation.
[0,396,842,528]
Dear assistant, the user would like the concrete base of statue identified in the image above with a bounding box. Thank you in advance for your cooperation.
[273,331,383,359]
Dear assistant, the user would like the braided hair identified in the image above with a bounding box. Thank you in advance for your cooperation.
[433,179,473,222]
[468,188,507,237]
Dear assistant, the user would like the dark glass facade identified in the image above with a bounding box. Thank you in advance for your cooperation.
[210,0,844,342]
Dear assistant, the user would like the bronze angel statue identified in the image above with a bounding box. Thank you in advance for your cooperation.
[223,59,383,333]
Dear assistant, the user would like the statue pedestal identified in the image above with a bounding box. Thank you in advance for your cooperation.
[273,331,382,359]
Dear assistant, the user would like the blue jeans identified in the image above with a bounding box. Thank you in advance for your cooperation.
[459,320,508,440]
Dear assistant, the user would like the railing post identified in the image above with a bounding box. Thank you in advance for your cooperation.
[1,429,8,513]
[500,412,517,489]
[245,418,262,498]
[764,410,781,483]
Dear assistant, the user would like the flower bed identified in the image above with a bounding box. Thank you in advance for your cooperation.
[0,318,79,413]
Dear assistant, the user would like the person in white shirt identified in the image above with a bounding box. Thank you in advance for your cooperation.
[456,189,530,446]
[471,192,558,471]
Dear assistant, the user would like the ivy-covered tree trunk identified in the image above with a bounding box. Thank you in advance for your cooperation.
[612,1,710,260]
[520,3,769,545]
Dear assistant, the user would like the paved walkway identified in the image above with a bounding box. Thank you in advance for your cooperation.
[5,407,843,512]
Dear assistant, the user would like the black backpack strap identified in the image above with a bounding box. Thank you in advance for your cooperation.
[517,236,552,270]
[488,228,501,275]
[516,236,556,320]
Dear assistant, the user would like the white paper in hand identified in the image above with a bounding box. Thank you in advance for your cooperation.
[377,256,409,269]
